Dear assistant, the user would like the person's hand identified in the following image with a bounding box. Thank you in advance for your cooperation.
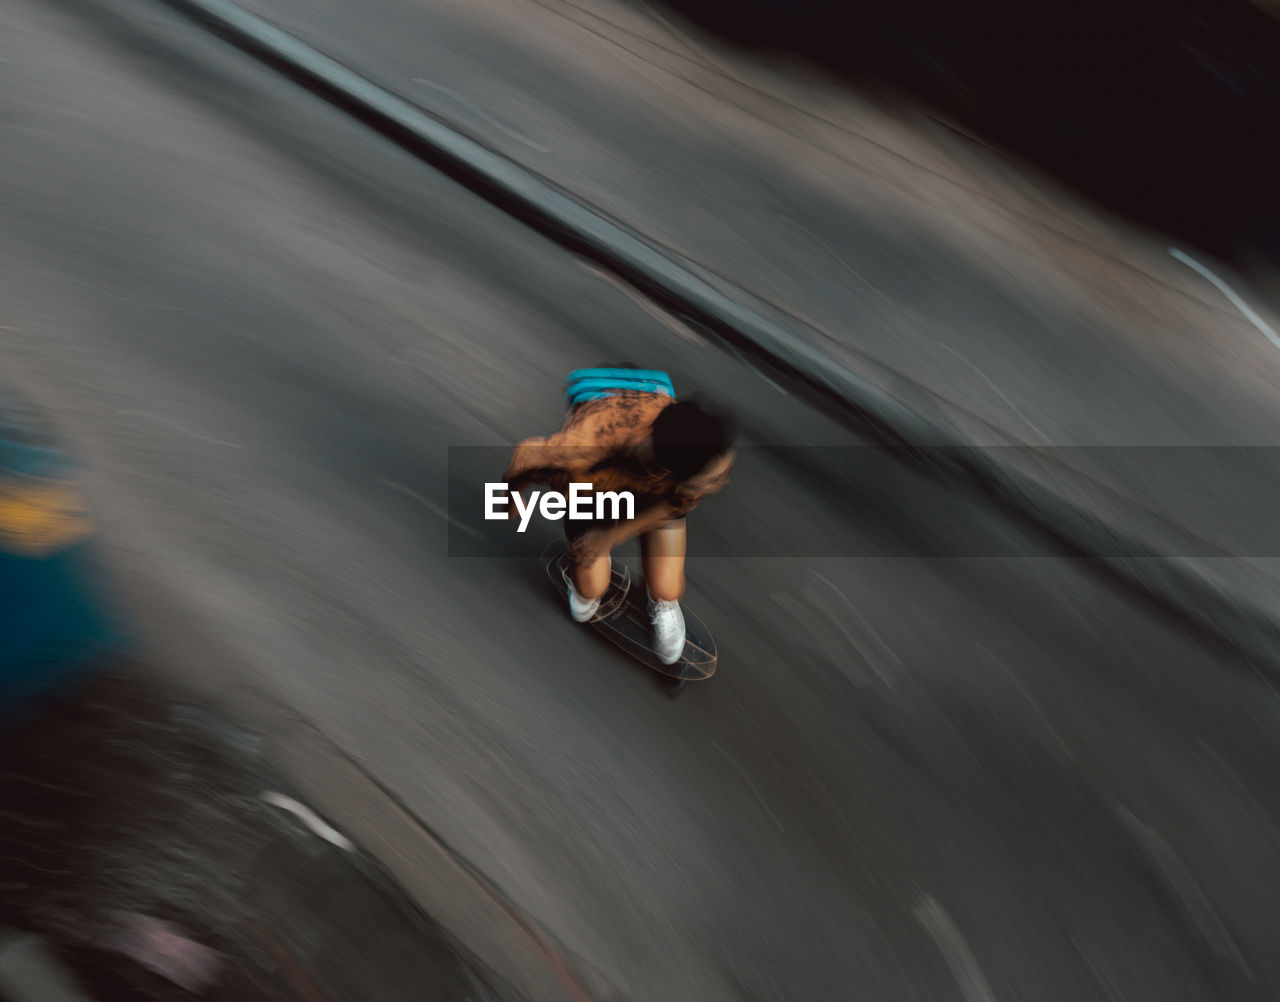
[566,529,611,566]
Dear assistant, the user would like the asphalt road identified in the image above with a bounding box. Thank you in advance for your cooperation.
[0,672,511,1002]
[179,0,1280,651]
[6,0,1280,999]
[223,0,1280,457]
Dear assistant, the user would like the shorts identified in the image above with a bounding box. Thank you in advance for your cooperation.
[564,368,675,408]
[563,510,685,542]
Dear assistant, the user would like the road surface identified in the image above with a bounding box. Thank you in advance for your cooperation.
[5,0,1280,998]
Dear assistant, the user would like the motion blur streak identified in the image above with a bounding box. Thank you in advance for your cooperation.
[6,0,1280,998]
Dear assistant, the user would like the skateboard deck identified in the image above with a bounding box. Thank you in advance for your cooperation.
[541,541,717,685]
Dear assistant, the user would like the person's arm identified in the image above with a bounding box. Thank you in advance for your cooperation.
[505,433,605,493]
[676,450,734,508]
[503,437,550,518]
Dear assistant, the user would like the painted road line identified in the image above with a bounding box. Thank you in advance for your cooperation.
[261,791,357,851]
[1169,248,1280,352]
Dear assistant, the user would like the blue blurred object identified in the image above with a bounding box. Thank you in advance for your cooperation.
[1,388,125,727]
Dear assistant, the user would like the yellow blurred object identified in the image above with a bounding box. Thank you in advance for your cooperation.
[0,477,95,557]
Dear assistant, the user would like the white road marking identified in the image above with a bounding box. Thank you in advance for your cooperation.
[412,78,551,152]
[1168,247,1280,351]
[913,895,1000,1002]
[260,791,356,851]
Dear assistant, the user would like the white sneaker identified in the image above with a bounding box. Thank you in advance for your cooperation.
[567,578,603,623]
[647,592,686,665]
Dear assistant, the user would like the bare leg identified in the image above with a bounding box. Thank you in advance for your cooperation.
[641,518,687,602]
[569,551,612,601]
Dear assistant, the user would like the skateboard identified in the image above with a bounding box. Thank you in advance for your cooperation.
[541,541,717,695]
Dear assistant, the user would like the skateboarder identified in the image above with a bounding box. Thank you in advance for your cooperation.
[505,367,735,663]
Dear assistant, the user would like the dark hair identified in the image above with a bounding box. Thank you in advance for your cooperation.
[651,399,736,480]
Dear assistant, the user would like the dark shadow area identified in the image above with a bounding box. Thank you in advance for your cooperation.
[0,669,513,1001]
[655,0,1280,264]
